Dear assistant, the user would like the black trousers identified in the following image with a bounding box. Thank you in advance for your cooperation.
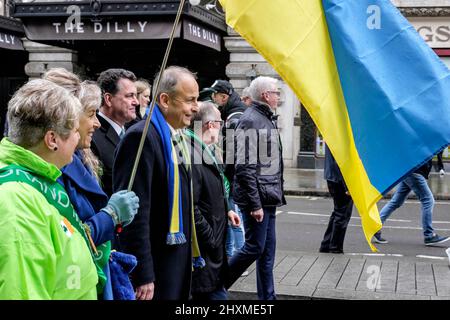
[437,151,444,171]
[320,180,353,253]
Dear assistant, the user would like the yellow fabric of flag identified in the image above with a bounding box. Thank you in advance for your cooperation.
[219,0,382,251]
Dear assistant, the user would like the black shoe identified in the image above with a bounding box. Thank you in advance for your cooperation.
[329,249,344,254]
[373,232,388,244]
[424,233,450,246]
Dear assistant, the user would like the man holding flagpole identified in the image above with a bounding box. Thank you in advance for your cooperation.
[113,66,201,300]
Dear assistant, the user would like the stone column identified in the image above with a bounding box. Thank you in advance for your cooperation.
[22,40,83,79]
[223,27,300,168]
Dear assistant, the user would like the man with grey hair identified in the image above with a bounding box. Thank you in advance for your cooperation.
[241,86,252,107]
[91,68,138,196]
[113,66,200,300]
[225,76,286,300]
[187,101,240,300]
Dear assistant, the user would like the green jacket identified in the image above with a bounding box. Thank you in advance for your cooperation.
[0,138,98,300]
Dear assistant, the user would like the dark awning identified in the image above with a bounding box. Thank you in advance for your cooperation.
[11,0,226,51]
[0,16,25,50]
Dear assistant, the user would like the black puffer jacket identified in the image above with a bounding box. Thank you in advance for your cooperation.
[232,101,286,212]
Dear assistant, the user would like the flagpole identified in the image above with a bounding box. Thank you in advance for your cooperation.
[127,0,187,192]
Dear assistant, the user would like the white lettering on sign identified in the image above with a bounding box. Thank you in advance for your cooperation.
[138,21,148,32]
[94,22,102,33]
[52,20,149,35]
[127,22,135,33]
[188,23,219,44]
[0,33,16,45]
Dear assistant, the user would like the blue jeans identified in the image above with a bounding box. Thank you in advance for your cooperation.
[380,173,434,238]
[225,206,277,300]
[226,204,245,258]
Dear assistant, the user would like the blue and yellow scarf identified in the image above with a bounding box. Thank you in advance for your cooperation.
[149,106,205,268]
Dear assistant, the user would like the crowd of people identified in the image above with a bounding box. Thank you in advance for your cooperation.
[0,66,284,301]
[0,65,447,301]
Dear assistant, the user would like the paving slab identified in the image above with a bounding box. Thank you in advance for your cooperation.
[228,250,450,300]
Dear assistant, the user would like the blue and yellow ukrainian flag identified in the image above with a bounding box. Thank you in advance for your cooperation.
[219,0,450,251]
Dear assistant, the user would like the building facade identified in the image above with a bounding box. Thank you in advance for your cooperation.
[0,0,27,138]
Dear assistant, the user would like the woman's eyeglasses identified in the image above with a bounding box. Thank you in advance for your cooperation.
[266,90,281,97]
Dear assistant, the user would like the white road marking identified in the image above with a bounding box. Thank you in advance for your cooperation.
[276,211,283,215]
[344,253,403,257]
[416,255,446,260]
[347,224,450,232]
[288,211,327,217]
[287,211,411,223]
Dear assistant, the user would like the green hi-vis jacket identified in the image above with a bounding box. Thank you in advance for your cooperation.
[0,138,98,300]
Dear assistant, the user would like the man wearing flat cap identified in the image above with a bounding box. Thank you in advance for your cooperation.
[209,79,248,262]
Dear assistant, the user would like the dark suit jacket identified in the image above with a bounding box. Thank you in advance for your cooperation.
[113,120,192,300]
[91,114,120,197]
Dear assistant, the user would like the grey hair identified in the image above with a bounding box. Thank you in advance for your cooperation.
[42,67,81,97]
[7,79,81,148]
[79,80,101,112]
[153,66,197,102]
[191,101,219,126]
[249,76,278,103]
[241,86,251,98]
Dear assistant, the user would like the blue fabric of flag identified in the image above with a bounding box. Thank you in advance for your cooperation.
[323,0,450,194]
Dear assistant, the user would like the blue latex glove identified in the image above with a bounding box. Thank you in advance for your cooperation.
[102,190,139,227]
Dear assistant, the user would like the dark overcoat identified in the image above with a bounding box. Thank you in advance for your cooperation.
[190,138,229,294]
[113,120,192,300]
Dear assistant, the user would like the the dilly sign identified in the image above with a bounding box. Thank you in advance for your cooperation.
[0,31,23,50]
[23,19,179,40]
[183,19,221,51]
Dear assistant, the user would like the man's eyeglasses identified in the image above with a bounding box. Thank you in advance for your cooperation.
[205,120,224,127]
[265,90,281,97]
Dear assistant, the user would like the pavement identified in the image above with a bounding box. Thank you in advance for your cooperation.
[228,167,450,300]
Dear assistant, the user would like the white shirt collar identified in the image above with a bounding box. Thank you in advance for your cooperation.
[98,111,125,137]
[167,123,183,137]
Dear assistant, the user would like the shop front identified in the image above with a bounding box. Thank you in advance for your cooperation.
[0,15,27,139]
[11,0,229,89]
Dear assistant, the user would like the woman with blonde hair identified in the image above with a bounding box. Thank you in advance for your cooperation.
[126,79,151,129]
[0,79,98,299]
[43,69,140,300]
